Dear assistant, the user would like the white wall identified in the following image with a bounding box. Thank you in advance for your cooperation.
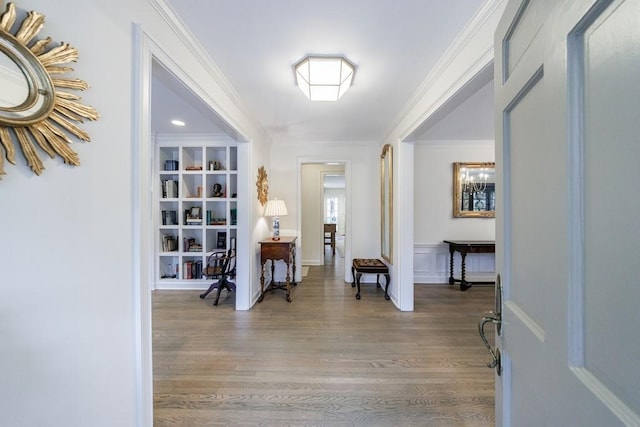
[413,141,495,283]
[0,0,270,425]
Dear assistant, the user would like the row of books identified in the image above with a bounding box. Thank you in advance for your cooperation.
[161,179,178,198]
[164,160,179,171]
[183,260,203,280]
[162,210,177,225]
[162,210,236,226]
[162,235,178,252]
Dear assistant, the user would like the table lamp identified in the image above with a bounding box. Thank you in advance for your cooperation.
[264,198,288,240]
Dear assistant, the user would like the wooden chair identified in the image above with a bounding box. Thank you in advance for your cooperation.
[199,247,236,306]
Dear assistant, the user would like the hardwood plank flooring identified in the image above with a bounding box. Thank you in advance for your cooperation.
[153,252,495,426]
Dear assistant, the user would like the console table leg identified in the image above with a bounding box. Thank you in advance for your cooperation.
[448,246,455,285]
[460,252,471,291]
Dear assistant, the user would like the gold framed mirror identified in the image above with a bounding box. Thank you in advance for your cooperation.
[0,1,98,178]
[453,162,495,218]
[381,144,392,263]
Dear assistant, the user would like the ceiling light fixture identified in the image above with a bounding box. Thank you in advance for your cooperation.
[171,119,186,127]
[294,56,355,101]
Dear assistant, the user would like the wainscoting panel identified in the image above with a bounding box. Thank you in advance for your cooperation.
[414,243,495,284]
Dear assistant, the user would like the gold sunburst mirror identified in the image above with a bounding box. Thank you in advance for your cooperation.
[0,1,98,179]
[256,166,268,206]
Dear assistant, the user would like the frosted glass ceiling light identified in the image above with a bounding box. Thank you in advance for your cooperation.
[294,56,355,101]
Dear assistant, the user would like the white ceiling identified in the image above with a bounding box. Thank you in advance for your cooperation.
[153,0,492,143]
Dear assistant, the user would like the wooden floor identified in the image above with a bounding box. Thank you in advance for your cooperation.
[153,252,495,426]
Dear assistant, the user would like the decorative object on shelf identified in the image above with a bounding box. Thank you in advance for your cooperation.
[256,165,268,206]
[0,1,99,179]
[264,198,288,241]
[294,55,355,101]
[452,162,495,218]
[212,183,223,197]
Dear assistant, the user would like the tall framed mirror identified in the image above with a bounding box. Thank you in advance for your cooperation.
[381,144,393,263]
[453,162,495,218]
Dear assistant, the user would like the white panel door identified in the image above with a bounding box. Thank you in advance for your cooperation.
[494,0,640,425]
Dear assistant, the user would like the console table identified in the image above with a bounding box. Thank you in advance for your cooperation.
[443,240,495,291]
[258,236,297,302]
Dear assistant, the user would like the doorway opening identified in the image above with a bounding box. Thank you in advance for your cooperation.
[299,161,351,283]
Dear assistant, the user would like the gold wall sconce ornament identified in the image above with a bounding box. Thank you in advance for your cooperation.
[0,1,99,179]
[256,166,268,206]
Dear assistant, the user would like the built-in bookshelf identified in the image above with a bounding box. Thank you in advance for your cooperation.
[156,138,238,287]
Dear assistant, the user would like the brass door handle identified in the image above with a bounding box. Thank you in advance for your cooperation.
[478,274,502,375]
[479,312,502,375]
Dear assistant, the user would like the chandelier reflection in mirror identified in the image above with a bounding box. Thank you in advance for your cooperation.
[0,1,98,179]
[460,168,489,193]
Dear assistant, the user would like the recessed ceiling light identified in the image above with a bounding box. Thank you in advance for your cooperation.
[171,119,186,126]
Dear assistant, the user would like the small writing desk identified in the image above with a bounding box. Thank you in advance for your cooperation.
[324,223,336,255]
[258,236,297,302]
[443,240,495,291]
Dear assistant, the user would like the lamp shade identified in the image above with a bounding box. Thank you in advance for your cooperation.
[264,199,288,217]
[294,56,355,101]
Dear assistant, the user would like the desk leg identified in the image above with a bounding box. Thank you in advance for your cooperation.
[291,248,297,286]
[285,262,292,302]
[460,251,471,291]
[448,245,455,285]
[258,261,266,302]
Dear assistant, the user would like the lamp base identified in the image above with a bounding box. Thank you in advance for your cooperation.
[272,216,280,241]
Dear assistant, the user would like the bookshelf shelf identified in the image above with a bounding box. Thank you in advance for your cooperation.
[155,139,238,287]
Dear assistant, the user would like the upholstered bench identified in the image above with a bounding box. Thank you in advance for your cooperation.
[351,258,391,300]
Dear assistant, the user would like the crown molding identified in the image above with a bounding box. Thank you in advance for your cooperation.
[387,0,508,142]
[146,0,262,142]
[413,139,495,149]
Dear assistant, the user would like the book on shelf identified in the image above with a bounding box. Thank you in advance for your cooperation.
[217,231,227,249]
[230,208,237,225]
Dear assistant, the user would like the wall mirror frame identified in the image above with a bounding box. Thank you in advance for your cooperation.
[453,162,495,218]
[0,1,98,178]
[381,144,393,263]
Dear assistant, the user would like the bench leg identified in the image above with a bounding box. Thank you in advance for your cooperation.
[383,274,391,300]
[355,272,362,299]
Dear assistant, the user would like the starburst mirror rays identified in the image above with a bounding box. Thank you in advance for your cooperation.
[0,1,98,179]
